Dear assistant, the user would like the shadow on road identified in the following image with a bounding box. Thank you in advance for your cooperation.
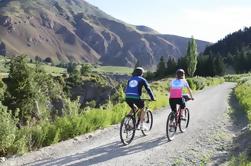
[26,135,167,166]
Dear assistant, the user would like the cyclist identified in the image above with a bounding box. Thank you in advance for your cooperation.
[125,67,155,130]
[169,69,194,119]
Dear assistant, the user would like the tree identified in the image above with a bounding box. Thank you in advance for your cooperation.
[80,64,92,76]
[3,55,37,125]
[166,58,177,75]
[44,57,53,63]
[214,56,225,76]
[67,62,77,74]
[35,56,42,62]
[186,37,198,77]
[156,56,166,78]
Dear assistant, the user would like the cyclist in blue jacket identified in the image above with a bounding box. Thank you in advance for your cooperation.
[125,67,155,130]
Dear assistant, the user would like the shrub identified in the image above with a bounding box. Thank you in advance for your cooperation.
[0,103,17,156]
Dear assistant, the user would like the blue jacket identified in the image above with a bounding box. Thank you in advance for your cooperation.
[125,76,154,100]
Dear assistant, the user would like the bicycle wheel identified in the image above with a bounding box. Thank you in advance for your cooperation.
[166,112,177,141]
[120,115,136,145]
[141,109,153,136]
[179,108,190,132]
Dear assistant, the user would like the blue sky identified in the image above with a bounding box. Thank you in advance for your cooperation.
[86,0,251,43]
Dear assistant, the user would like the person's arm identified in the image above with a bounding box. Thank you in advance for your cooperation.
[186,87,194,100]
[184,79,194,100]
[143,79,155,100]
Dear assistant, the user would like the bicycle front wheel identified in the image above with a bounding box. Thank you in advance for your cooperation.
[120,115,136,145]
[166,112,177,141]
[179,108,190,132]
[141,109,153,136]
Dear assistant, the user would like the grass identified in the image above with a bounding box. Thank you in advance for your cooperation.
[93,65,133,75]
[28,63,66,75]
[0,56,66,76]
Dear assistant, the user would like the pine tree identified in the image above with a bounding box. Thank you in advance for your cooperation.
[166,58,177,75]
[156,56,166,78]
[186,37,198,77]
[3,55,37,125]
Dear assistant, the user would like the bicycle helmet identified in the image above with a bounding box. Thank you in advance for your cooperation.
[133,67,144,76]
[136,67,144,73]
[176,69,185,79]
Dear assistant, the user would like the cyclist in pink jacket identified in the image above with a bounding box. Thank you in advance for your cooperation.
[169,69,194,116]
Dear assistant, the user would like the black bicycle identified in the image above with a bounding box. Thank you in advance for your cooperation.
[120,99,153,145]
[166,95,192,141]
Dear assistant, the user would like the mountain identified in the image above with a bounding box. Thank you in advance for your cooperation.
[0,0,210,67]
[204,27,251,56]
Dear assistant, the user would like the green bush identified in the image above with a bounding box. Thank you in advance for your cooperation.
[235,82,251,121]
[187,77,207,90]
[224,73,251,82]
[0,78,5,101]
[10,129,28,155]
[229,153,251,166]
[0,103,18,156]
[187,76,224,90]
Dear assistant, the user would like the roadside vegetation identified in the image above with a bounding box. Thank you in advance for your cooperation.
[224,73,251,165]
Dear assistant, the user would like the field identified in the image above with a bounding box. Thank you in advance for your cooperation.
[93,66,133,75]
[0,56,132,76]
[28,64,67,75]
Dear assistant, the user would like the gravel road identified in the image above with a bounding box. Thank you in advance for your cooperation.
[3,82,249,166]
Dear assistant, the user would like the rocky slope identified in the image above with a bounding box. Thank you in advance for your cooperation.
[0,0,210,67]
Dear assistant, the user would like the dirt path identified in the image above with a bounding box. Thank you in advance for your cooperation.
[2,82,249,166]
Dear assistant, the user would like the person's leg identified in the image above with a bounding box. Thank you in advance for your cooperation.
[169,98,177,114]
[139,108,145,123]
[126,98,136,114]
[135,100,145,129]
[169,98,178,131]
[179,98,186,118]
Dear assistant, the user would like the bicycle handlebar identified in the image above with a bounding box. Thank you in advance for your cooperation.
[182,95,194,101]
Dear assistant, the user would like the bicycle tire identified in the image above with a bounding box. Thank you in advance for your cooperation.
[141,109,153,136]
[166,112,177,141]
[179,108,190,132]
[120,115,136,145]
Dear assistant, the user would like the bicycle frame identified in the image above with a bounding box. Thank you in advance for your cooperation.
[131,105,150,129]
[166,95,191,141]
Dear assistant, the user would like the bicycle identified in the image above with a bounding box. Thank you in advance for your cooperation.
[166,95,192,141]
[120,99,153,145]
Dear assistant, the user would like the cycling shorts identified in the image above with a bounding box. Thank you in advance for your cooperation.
[126,98,144,110]
[169,98,186,112]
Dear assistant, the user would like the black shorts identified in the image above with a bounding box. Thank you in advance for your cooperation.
[169,98,186,113]
[126,98,144,110]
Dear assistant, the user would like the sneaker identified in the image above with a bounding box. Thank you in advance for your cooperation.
[169,122,175,132]
[139,123,148,131]
[181,114,187,120]
[169,127,175,132]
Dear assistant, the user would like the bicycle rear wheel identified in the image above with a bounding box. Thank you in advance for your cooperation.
[120,115,136,145]
[166,112,177,141]
[141,109,153,136]
[179,108,190,132]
